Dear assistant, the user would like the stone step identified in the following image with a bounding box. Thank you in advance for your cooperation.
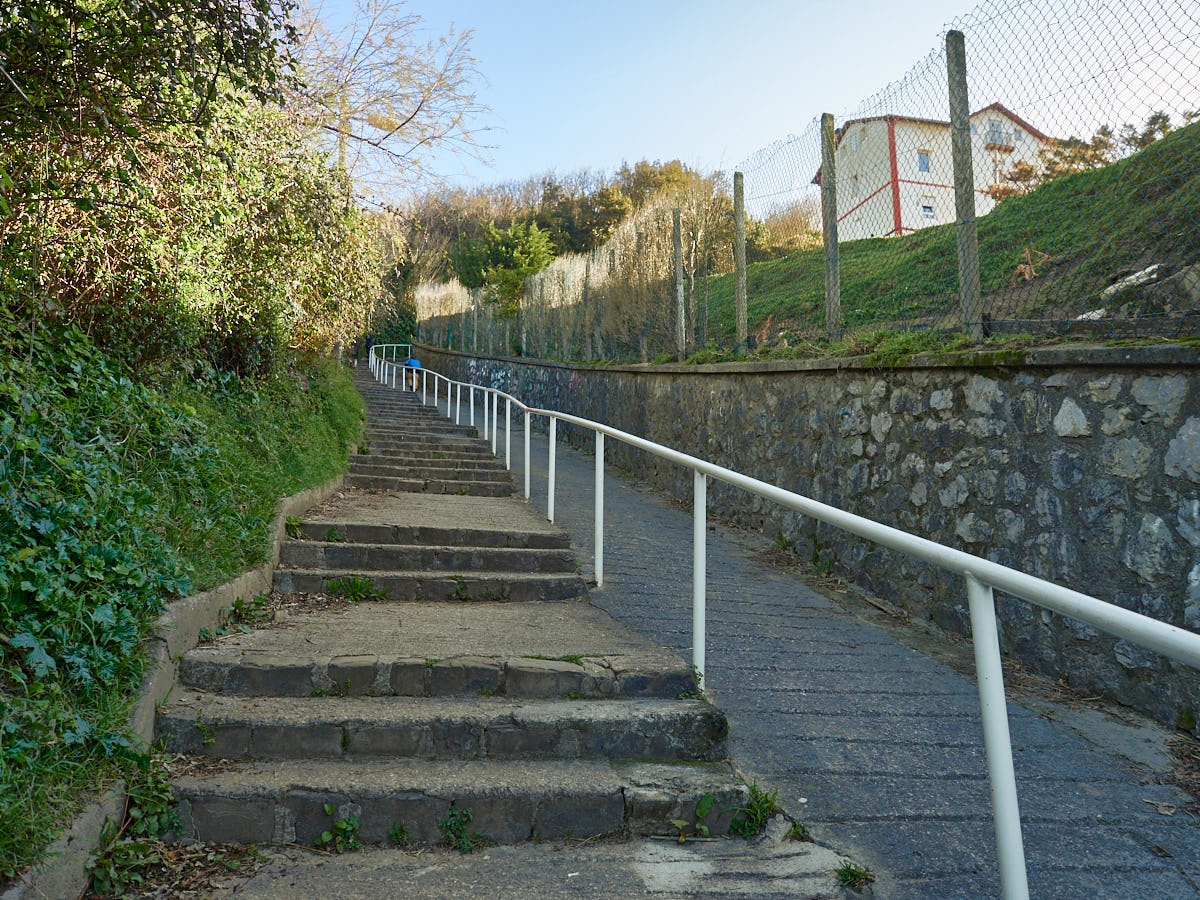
[292,522,569,549]
[272,567,584,601]
[366,422,478,437]
[351,454,507,471]
[172,758,744,846]
[157,693,727,762]
[343,474,513,496]
[363,440,495,459]
[176,600,696,698]
[278,541,578,574]
[179,649,694,700]
[347,461,510,482]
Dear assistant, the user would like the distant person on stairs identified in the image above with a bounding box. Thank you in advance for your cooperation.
[403,353,421,391]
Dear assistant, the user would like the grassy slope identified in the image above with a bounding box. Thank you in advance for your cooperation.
[0,325,363,878]
[705,122,1200,338]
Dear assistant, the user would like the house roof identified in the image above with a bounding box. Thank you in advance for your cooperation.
[810,102,1053,185]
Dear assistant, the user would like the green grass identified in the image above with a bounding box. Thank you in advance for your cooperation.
[0,318,363,879]
[705,122,1200,342]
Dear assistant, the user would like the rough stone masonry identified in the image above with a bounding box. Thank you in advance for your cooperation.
[420,343,1200,734]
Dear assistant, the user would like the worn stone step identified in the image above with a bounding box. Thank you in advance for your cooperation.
[158,693,727,762]
[363,440,496,459]
[350,454,506,471]
[292,522,569,549]
[301,524,563,550]
[271,567,583,601]
[344,474,513,496]
[176,602,696,699]
[178,649,694,700]
[172,758,744,846]
[278,541,578,574]
[348,461,510,482]
[366,422,478,437]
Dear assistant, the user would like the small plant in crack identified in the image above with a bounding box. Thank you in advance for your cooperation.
[785,819,812,842]
[836,859,875,892]
[387,822,409,846]
[194,717,220,747]
[669,792,714,843]
[327,576,387,602]
[451,577,470,601]
[439,802,485,853]
[727,782,780,839]
[325,526,345,542]
[315,804,362,853]
[285,515,305,539]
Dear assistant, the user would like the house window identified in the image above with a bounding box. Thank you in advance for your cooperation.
[917,150,930,172]
[921,202,935,220]
[986,119,1012,146]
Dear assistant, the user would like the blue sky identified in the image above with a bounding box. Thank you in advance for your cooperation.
[316,0,982,188]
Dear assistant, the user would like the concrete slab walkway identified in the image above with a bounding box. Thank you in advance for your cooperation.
[496,414,1200,898]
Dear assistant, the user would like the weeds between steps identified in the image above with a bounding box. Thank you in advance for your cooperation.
[315,804,361,853]
[439,802,486,853]
[327,575,387,602]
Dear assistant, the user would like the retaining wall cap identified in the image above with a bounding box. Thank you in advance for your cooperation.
[416,341,1200,375]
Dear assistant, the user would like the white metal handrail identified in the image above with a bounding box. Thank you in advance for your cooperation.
[367,348,1200,900]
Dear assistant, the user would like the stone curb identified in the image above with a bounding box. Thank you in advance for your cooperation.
[2,471,349,900]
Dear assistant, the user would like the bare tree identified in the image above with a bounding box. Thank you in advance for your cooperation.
[293,0,491,200]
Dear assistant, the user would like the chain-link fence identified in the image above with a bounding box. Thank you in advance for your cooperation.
[420,0,1200,358]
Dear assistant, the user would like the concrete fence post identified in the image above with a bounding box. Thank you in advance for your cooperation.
[820,113,842,342]
[674,207,685,357]
[947,30,984,341]
[733,171,748,349]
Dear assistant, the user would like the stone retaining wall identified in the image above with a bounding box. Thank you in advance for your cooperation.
[417,343,1200,733]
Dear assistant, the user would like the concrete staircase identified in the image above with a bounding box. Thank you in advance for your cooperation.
[158,371,745,849]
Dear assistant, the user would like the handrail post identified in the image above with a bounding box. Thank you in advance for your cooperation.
[966,573,1030,900]
[491,392,498,456]
[455,384,461,425]
[470,386,475,431]
[595,432,605,587]
[547,416,557,523]
[422,370,427,405]
[523,411,531,500]
[481,390,488,440]
[505,398,512,470]
[693,470,707,691]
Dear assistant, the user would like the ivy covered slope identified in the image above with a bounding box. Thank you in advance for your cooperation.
[0,316,362,878]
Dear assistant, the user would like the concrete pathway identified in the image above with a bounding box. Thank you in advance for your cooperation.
[495,414,1200,898]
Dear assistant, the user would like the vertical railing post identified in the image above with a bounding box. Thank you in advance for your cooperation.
[594,432,605,587]
[505,398,512,470]
[947,29,984,341]
[455,384,461,425]
[965,573,1029,900]
[523,411,531,500]
[422,370,427,405]
[547,416,557,523]
[491,393,498,456]
[470,386,475,431]
[693,470,707,690]
[481,390,488,440]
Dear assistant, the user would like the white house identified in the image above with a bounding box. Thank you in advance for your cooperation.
[813,103,1052,241]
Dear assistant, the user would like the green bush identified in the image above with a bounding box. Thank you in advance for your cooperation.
[0,315,361,877]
